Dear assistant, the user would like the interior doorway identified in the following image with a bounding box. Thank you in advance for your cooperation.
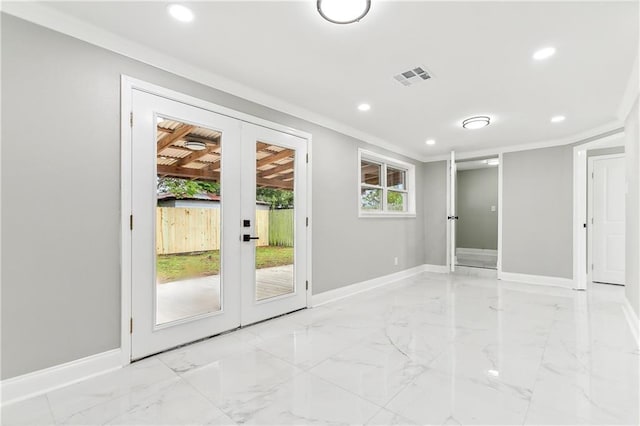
[453,156,500,270]
[126,86,309,361]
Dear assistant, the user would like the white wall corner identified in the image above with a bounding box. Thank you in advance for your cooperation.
[622,297,640,349]
[312,264,446,307]
[617,52,639,122]
[1,349,122,406]
[498,271,575,290]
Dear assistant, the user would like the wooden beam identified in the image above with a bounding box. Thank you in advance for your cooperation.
[157,164,220,182]
[258,161,294,178]
[256,177,293,190]
[158,127,219,144]
[157,125,195,152]
[256,149,294,168]
[173,141,220,167]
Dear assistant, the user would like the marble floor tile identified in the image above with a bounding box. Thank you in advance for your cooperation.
[180,347,302,412]
[4,275,638,425]
[308,331,430,406]
[46,357,178,423]
[1,395,55,426]
[222,372,381,425]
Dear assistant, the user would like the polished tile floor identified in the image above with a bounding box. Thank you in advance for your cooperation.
[3,273,639,425]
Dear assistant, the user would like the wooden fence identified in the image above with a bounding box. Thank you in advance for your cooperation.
[269,209,294,247]
[156,207,269,254]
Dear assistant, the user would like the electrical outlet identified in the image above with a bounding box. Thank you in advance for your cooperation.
[394,257,399,266]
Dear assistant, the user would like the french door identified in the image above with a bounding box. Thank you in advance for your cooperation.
[130,90,307,360]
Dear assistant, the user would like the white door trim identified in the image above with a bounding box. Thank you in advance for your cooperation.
[572,133,625,290]
[120,76,313,366]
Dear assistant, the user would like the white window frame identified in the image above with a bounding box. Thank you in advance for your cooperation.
[358,148,416,218]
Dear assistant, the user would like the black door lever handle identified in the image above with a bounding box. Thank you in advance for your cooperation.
[243,234,260,242]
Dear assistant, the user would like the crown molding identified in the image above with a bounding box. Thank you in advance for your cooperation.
[422,121,624,163]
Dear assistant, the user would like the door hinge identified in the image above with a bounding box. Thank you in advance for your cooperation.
[130,111,133,127]
[591,217,594,225]
[591,172,594,179]
[130,214,133,230]
[130,318,133,334]
[306,153,309,163]
[306,217,309,227]
[305,280,309,290]
[591,264,594,271]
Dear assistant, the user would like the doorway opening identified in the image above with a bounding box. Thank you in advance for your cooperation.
[454,156,499,270]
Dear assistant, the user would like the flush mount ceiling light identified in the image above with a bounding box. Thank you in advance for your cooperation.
[184,140,206,151]
[462,116,491,130]
[357,103,371,111]
[551,115,566,123]
[425,139,436,146]
[317,0,371,24]
[167,4,194,22]
[533,46,556,60]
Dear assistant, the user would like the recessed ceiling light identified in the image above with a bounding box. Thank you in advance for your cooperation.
[167,4,194,22]
[317,0,371,24]
[533,46,556,60]
[185,140,206,151]
[462,116,491,130]
[425,139,436,146]
[357,103,371,111]
[551,115,566,123]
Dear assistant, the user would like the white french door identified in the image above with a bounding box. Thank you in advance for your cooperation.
[240,123,308,325]
[449,151,457,272]
[130,90,308,360]
[590,155,625,285]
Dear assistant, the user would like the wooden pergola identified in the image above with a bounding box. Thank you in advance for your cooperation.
[156,120,294,190]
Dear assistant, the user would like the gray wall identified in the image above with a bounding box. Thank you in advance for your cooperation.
[625,99,640,317]
[502,145,573,278]
[0,15,426,379]
[423,161,447,266]
[456,168,498,250]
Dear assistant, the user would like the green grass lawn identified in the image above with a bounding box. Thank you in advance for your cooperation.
[157,246,293,283]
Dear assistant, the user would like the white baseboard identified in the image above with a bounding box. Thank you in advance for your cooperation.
[622,297,640,349]
[423,264,449,273]
[456,248,498,256]
[312,264,446,307]
[1,349,122,406]
[498,271,574,289]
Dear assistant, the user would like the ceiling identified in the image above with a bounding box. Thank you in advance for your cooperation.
[20,1,639,160]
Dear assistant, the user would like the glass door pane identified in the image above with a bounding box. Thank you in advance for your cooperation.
[155,117,223,324]
[254,142,295,301]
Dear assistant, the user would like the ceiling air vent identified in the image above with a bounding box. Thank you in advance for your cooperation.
[393,66,432,87]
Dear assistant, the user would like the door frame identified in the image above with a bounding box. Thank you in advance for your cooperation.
[587,153,625,284]
[446,151,504,274]
[572,132,624,290]
[120,76,313,366]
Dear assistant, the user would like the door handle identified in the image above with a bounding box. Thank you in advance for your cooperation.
[242,234,260,242]
[447,216,459,220]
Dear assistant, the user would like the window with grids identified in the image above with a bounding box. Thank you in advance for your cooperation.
[359,150,415,216]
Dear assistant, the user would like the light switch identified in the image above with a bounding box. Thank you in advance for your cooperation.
[491,205,496,212]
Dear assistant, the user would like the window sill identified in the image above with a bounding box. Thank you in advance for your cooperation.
[359,212,416,218]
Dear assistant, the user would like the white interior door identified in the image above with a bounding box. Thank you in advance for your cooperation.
[449,151,457,272]
[240,123,308,325]
[591,155,625,285]
[131,90,242,359]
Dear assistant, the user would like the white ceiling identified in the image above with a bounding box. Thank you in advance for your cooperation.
[18,1,639,160]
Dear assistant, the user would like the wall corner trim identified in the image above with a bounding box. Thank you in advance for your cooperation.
[498,271,575,290]
[622,297,640,349]
[1,349,123,406]
[311,264,447,307]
